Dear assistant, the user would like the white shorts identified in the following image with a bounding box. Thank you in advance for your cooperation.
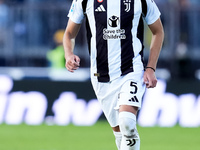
[91,71,146,127]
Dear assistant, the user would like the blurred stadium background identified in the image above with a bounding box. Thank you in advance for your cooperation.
[0,0,200,149]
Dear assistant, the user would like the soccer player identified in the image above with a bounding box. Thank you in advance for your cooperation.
[63,0,164,149]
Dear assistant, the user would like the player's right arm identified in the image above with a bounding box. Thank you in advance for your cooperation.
[63,19,81,72]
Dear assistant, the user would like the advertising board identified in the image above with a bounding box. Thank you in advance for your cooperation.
[0,75,200,127]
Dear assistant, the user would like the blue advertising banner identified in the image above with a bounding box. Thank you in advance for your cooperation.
[0,75,200,127]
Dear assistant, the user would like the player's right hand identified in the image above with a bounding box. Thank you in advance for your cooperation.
[65,54,80,72]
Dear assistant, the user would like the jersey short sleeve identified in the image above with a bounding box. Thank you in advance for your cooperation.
[68,0,85,24]
[144,0,161,25]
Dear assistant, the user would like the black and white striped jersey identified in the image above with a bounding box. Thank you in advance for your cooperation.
[68,0,161,82]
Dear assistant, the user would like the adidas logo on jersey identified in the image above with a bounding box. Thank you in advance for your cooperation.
[95,4,106,12]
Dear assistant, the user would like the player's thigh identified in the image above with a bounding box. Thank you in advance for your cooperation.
[119,105,138,115]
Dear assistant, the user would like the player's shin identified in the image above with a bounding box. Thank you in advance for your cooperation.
[119,112,140,150]
[113,131,122,150]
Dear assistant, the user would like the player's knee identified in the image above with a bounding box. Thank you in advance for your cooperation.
[119,112,138,139]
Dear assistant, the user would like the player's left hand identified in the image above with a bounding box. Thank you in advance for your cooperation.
[143,68,157,88]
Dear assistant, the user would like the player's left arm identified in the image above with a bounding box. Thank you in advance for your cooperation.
[144,18,164,88]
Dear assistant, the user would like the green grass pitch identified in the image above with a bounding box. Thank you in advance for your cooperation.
[0,121,200,150]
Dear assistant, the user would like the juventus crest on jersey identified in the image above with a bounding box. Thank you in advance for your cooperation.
[68,0,160,82]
